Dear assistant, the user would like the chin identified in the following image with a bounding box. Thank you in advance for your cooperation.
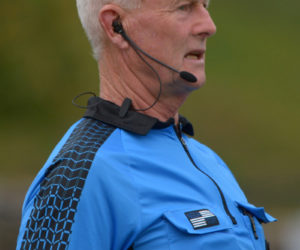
[188,73,206,90]
[168,71,206,93]
[197,76,207,88]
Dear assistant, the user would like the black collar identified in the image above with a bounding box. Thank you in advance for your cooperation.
[84,97,194,136]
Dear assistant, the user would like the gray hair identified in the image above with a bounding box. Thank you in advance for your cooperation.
[76,0,140,61]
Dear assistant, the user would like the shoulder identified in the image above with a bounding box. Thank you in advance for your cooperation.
[18,118,141,249]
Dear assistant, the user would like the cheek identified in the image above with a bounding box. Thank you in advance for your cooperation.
[161,25,190,52]
[130,15,189,62]
[154,29,189,56]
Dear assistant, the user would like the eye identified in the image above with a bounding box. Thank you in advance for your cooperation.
[178,4,192,11]
[203,0,209,9]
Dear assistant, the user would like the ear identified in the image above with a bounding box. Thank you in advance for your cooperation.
[98,5,129,50]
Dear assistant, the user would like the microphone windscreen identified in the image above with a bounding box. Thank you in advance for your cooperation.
[179,71,197,83]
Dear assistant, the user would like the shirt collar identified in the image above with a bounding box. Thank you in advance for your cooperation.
[84,97,194,136]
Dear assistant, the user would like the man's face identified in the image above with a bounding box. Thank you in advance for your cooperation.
[125,0,216,94]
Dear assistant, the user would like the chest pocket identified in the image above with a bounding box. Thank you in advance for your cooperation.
[236,201,276,249]
[163,207,238,250]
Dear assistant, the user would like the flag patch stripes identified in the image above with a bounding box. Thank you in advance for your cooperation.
[185,209,219,230]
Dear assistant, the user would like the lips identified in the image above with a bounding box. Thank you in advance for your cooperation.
[184,50,205,60]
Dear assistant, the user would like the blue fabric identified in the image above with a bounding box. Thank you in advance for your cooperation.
[17,119,115,249]
[17,118,276,250]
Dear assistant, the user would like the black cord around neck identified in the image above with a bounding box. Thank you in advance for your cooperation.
[72,92,97,109]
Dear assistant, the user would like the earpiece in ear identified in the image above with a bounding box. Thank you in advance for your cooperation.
[112,20,124,34]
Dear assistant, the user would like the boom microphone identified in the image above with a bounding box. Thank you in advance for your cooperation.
[112,20,197,83]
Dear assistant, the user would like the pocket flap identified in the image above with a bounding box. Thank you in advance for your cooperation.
[163,207,232,235]
[236,201,277,223]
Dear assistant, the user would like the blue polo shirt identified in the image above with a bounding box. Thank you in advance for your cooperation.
[17,97,276,250]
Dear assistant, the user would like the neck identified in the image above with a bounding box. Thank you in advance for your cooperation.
[98,50,189,123]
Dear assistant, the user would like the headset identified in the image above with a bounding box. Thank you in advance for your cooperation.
[112,20,197,83]
[73,19,198,112]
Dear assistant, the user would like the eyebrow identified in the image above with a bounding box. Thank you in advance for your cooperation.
[172,0,210,7]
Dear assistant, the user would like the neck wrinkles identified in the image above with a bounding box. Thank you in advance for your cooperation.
[98,49,187,123]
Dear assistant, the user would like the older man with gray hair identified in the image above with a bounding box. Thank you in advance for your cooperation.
[17,0,276,249]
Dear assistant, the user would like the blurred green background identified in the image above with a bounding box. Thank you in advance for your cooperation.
[0,0,299,249]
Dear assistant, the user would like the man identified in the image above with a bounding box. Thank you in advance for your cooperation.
[17,0,276,249]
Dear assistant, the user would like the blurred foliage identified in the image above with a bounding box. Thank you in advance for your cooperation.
[0,0,299,213]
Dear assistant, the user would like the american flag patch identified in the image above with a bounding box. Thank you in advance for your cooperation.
[185,209,219,230]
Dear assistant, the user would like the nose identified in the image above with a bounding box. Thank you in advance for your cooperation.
[193,6,217,38]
